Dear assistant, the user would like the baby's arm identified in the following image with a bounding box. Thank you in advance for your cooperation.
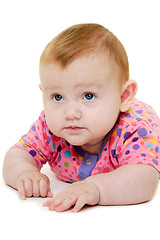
[87,164,159,205]
[3,146,52,199]
[43,164,159,212]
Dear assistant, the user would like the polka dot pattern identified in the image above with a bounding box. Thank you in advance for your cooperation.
[16,99,160,183]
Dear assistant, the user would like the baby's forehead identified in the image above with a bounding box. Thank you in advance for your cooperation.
[40,51,119,74]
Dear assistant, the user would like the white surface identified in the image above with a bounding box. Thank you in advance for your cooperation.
[0,164,160,240]
[1,0,160,239]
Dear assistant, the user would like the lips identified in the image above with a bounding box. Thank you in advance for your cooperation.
[64,126,84,133]
[65,126,83,130]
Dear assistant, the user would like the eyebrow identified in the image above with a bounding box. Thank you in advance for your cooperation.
[43,86,62,92]
[74,83,102,88]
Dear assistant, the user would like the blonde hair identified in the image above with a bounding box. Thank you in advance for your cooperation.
[40,23,129,82]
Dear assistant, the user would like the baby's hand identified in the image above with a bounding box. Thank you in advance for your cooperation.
[16,172,53,200]
[43,180,100,213]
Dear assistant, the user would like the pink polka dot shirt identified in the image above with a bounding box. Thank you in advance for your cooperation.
[16,99,160,182]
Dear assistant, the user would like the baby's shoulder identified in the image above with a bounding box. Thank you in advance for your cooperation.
[110,98,160,145]
[118,98,159,127]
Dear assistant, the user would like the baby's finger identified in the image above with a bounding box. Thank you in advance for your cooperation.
[32,180,40,197]
[43,198,54,208]
[39,179,48,197]
[17,181,26,200]
[24,179,33,198]
[47,187,53,198]
[72,194,87,213]
[54,195,77,212]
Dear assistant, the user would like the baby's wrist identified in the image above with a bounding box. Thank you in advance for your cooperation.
[84,177,100,203]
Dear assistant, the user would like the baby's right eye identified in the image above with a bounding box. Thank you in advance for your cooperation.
[53,94,64,102]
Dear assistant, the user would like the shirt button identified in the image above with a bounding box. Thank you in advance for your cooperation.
[85,158,92,165]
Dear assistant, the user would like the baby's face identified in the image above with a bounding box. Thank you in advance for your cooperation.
[40,53,122,154]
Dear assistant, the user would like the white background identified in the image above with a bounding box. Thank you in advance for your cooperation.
[0,0,160,239]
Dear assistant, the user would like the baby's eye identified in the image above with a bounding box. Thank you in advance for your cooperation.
[53,94,64,102]
[83,93,95,101]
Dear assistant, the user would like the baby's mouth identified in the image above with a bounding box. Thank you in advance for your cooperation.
[64,126,85,133]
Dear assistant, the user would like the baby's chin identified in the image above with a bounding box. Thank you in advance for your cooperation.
[64,136,88,147]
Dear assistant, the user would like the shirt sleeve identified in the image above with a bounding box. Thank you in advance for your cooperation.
[115,122,160,174]
[16,111,53,168]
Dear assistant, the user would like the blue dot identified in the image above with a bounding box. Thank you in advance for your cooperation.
[51,144,55,150]
[68,179,73,183]
[64,150,71,158]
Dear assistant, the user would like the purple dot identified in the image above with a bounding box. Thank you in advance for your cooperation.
[126,113,131,118]
[29,150,36,157]
[117,128,122,137]
[41,160,46,164]
[135,110,143,114]
[155,146,159,153]
[152,159,158,165]
[141,153,146,157]
[133,144,139,150]
[111,149,116,158]
[138,128,147,137]
[47,136,50,144]
[136,118,142,121]
[49,130,53,135]
[57,145,62,152]
[132,137,138,142]
[124,132,131,140]
[31,125,36,131]
[125,150,130,155]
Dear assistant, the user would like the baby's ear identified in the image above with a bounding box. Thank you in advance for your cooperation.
[120,80,138,112]
[39,84,42,91]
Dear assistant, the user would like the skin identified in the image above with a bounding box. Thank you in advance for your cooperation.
[3,52,159,212]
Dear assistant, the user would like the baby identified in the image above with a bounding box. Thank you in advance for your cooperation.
[3,23,160,212]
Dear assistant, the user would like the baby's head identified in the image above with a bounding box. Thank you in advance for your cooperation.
[39,24,137,154]
[40,23,129,84]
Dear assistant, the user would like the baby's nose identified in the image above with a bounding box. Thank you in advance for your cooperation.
[65,103,81,120]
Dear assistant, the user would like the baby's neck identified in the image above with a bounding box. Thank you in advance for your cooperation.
[81,141,103,155]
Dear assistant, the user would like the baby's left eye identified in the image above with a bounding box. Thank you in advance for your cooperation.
[83,93,95,101]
